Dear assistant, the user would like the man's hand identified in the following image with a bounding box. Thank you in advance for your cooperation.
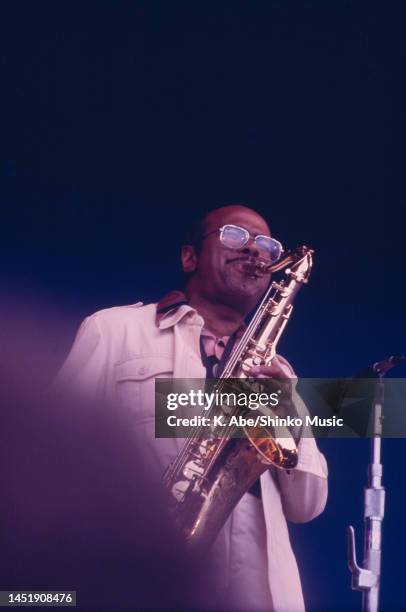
[246,360,299,422]
[247,360,292,380]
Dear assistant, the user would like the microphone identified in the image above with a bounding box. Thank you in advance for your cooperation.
[354,355,406,379]
[331,356,406,437]
[373,355,406,375]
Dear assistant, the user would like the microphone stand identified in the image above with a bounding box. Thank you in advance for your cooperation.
[347,355,405,612]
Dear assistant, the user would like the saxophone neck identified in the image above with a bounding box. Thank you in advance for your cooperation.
[256,245,314,277]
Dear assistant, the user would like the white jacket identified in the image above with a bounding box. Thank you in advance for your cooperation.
[56,302,328,612]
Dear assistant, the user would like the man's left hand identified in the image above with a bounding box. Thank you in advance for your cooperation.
[247,361,292,380]
[246,361,299,423]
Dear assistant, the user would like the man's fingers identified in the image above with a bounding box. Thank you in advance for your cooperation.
[248,364,290,378]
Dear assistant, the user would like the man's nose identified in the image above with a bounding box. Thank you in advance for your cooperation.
[241,237,260,258]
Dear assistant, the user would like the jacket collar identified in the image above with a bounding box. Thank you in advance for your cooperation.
[156,290,199,329]
[156,290,246,338]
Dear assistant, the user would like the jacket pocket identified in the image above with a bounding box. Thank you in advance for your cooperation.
[115,355,173,423]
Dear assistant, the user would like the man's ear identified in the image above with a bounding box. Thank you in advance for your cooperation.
[181,245,198,273]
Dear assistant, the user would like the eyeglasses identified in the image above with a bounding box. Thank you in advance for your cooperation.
[203,224,284,263]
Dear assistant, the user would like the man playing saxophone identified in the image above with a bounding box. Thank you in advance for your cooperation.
[57,204,328,611]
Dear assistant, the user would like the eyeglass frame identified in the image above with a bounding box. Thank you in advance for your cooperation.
[202,224,284,263]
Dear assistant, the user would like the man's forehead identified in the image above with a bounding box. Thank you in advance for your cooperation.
[205,206,271,235]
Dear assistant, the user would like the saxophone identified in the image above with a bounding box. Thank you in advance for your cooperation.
[162,246,314,550]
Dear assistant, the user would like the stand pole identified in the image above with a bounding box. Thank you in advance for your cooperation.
[347,375,385,612]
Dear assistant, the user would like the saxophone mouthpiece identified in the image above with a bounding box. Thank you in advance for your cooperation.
[255,259,273,274]
[241,259,273,276]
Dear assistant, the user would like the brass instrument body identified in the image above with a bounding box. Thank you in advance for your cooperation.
[162,246,314,550]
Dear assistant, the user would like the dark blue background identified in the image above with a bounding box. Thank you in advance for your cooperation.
[1,2,405,610]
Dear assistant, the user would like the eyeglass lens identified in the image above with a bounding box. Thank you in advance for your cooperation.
[221,225,248,248]
[221,225,281,262]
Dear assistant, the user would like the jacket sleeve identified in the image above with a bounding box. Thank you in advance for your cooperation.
[275,437,328,523]
[53,315,108,399]
[273,355,328,523]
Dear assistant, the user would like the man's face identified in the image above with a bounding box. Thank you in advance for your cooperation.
[184,206,275,314]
